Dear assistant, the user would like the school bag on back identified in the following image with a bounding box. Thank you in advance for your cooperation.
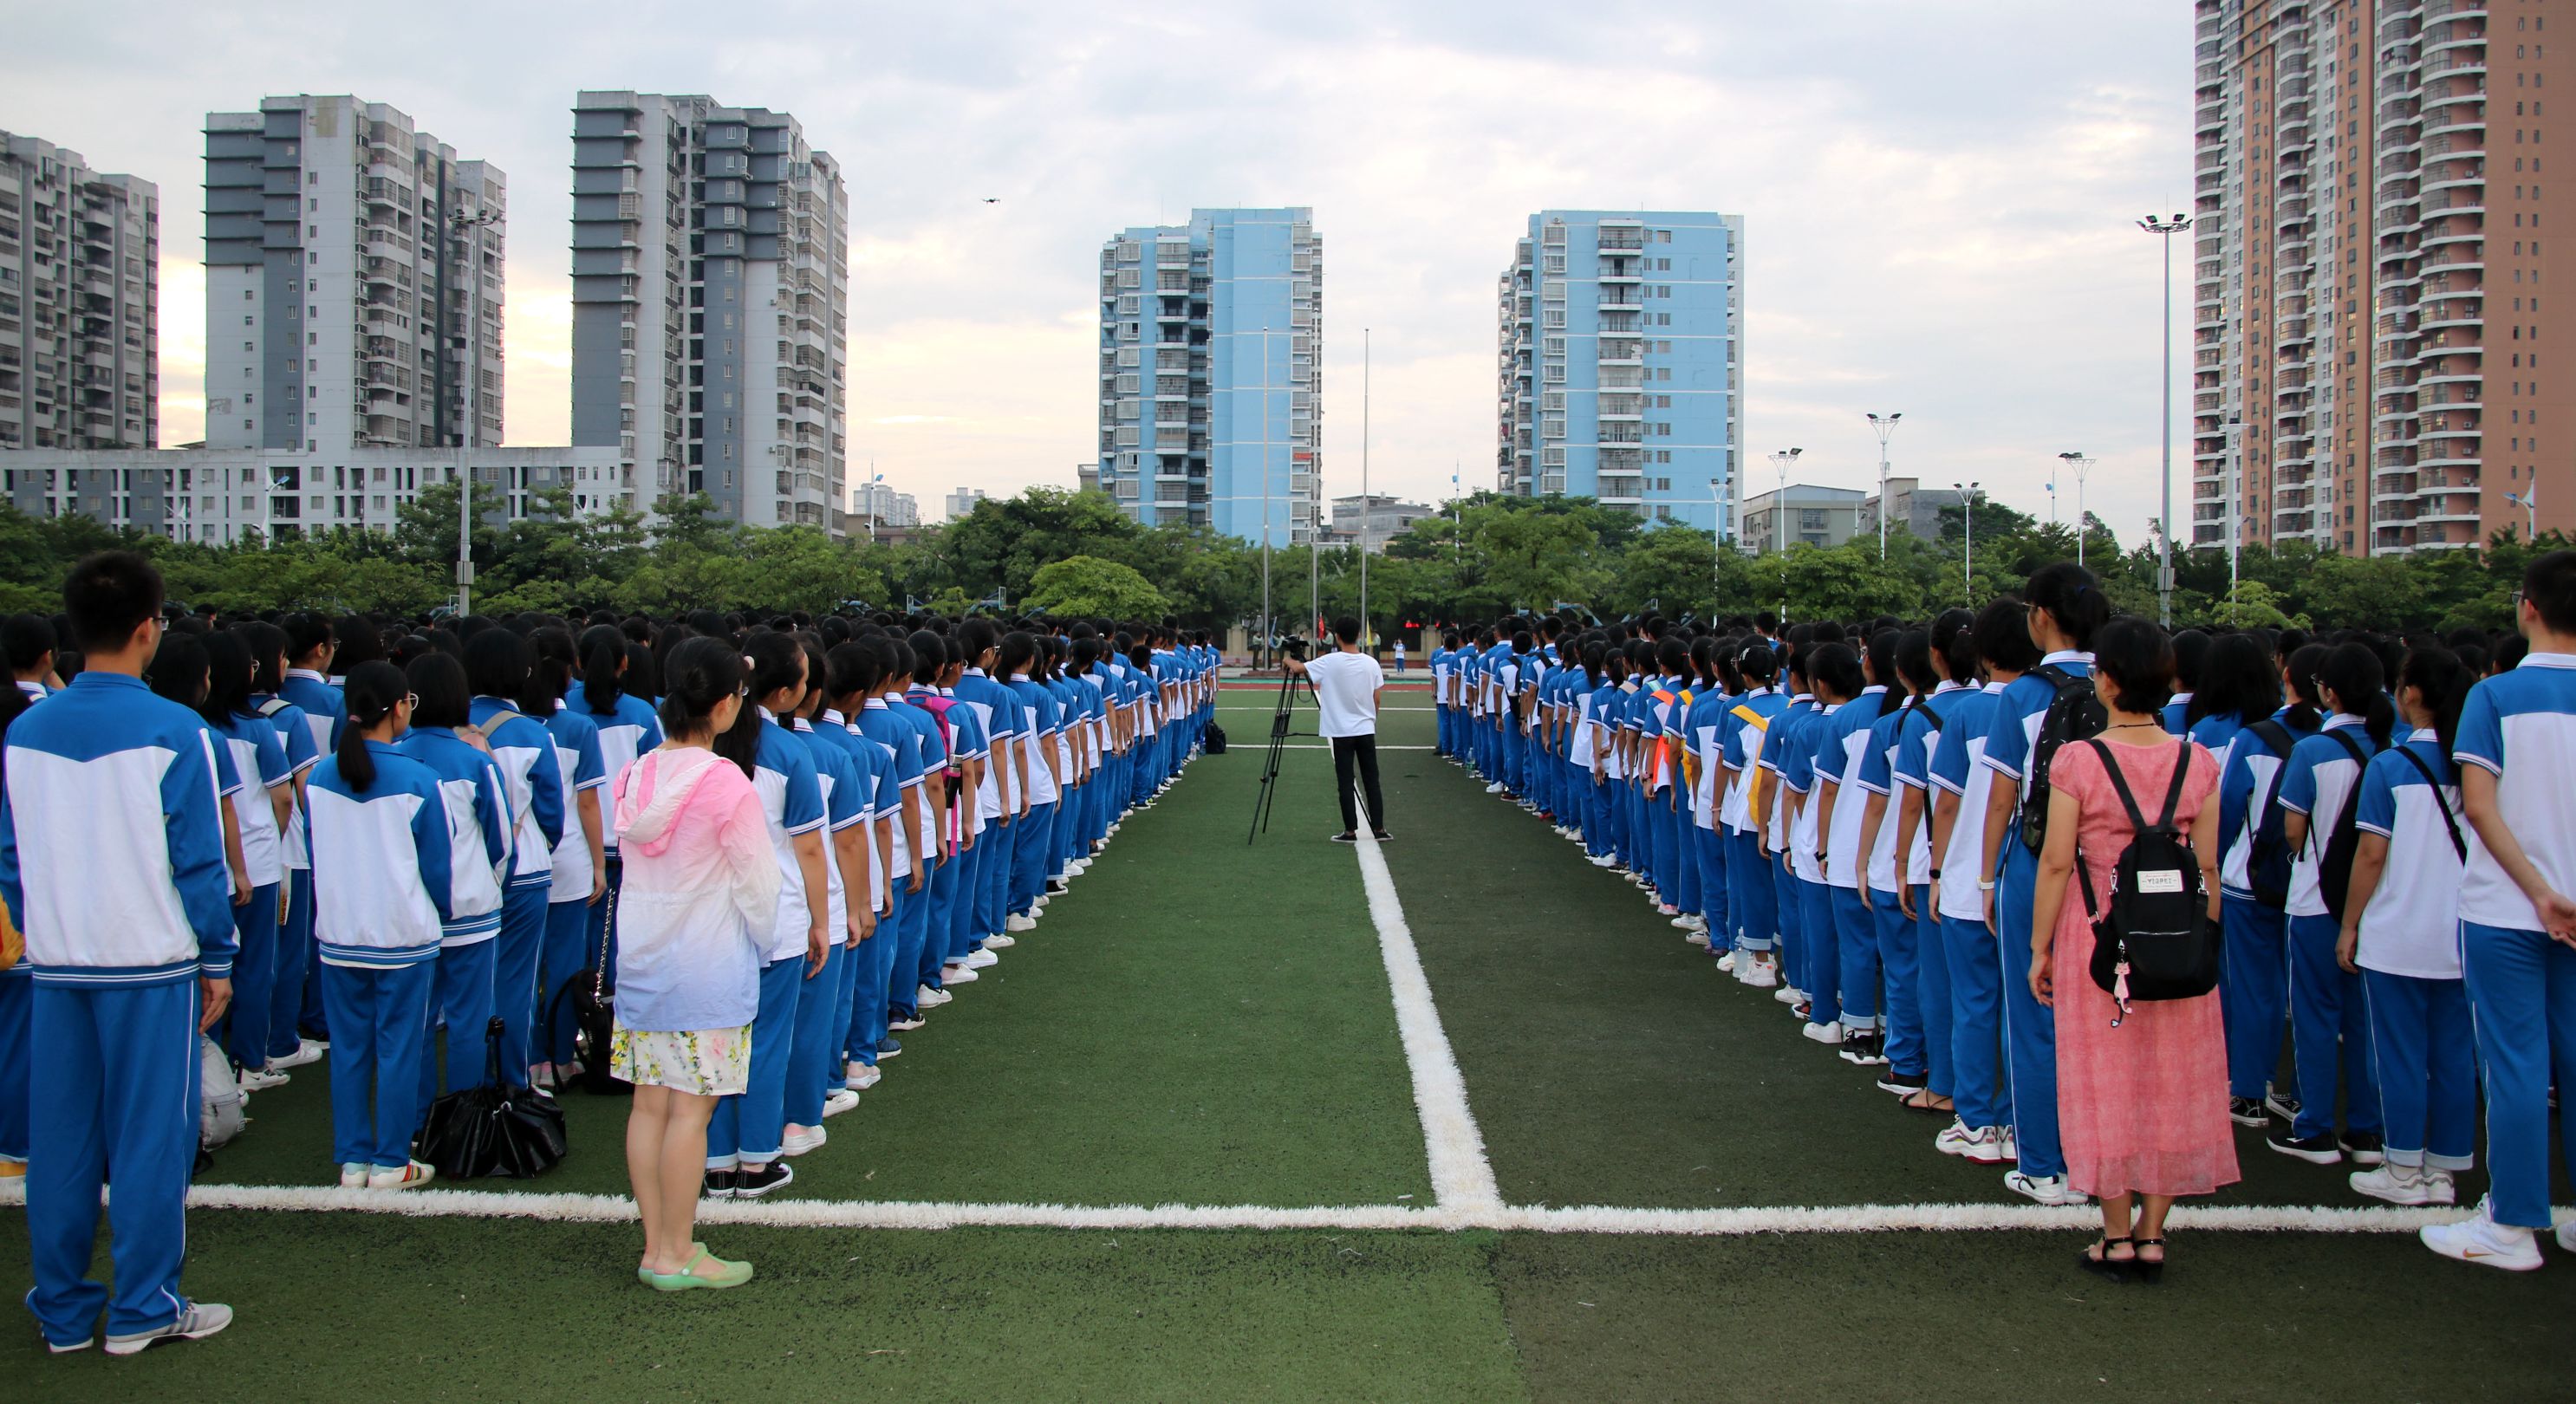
[1729,705,1772,819]
[2314,731,2372,924]
[2075,739,2221,1027]
[2020,663,2108,853]
[2239,719,2299,907]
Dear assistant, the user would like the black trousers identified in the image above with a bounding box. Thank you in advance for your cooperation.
[1331,733,1386,835]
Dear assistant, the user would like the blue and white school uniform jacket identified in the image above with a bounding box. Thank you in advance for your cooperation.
[2351,727,2465,980]
[396,726,513,944]
[792,716,865,945]
[251,692,322,879]
[307,743,456,967]
[470,697,566,893]
[214,710,295,890]
[279,668,345,757]
[2454,652,2576,934]
[0,672,242,985]
[751,718,827,962]
[576,688,663,861]
[543,704,608,905]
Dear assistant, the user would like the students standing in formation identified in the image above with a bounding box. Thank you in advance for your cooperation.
[1,573,1222,1331]
[1434,551,2576,1275]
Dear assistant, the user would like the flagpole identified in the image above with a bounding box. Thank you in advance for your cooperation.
[1360,327,1370,650]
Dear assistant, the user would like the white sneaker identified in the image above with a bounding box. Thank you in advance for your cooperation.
[237,1066,290,1092]
[943,964,980,985]
[1998,1127,2019,1163]
[1034,895,1051,909]
[2349,1162,2439,1206]
[1714,951,1735,971]
[1485,782,1507,794]
[338,1162,368,1188]
[965,949,999,969]
[782,1125,828,1157]
[917,984,953,1007]
[1933,1119,1979,1159]
[1741,959,1779,990]
[983,933,1016,949]
[889,1010,926,1030]
[1773,983,1803,1005]
[1961,1126,2012,1165]
[367,1160,436,1191]
[2421,1198,2544,1271]
[1799,1020,1844,1047]
[844,1063,883,1091]
[2004,1170,2080,1206]
[104,1300,233,1355]
[1669,913,1698,930]
[1589,855,1618,868]
[821,1088,861,1118]
[2557,1218,2576,1254]
[271,1037,326,1069]
[1007,914,1038,933]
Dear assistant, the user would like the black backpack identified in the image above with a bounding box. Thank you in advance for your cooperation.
[2078,740,2221,1027]
[1205,722,1228,755]
[2241,719,2300,907]
[2020,664,2109,853]
[2314,731,2372,923]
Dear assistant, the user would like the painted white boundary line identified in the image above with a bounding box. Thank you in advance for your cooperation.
[174,1182,2554,1236]
[1351,830,1505,1212]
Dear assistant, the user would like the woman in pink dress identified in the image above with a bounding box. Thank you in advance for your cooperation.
[2028,616,2234,1284]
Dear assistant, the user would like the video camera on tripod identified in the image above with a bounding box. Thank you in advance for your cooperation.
[1247,636,1318,842]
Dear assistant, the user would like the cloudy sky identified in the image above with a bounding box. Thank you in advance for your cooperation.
[10,1,2196,536]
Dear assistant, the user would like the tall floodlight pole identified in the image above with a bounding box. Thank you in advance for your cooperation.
[1767,447,1802,618]
[1955,480,1982,601]
[2058,452,2094,568]
[2140,212,2193,628]
[450,205,498,615]
[2508,488,2539,540]
[1866,412,1902,558]
[1259,324,1272,662]
[2224,417,2243,610]
[1359,328,1370,642]
[867,462,883,544]
[1708,478,1724,608]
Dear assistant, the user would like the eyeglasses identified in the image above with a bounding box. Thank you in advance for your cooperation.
[404,693,420,711]
[2511,588,2527,615]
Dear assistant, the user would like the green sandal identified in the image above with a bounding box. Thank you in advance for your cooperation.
[645,1245,754,1291]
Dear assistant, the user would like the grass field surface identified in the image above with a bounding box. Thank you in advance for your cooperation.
[5,697,2571,1401]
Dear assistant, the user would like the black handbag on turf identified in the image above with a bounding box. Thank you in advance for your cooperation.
[2075,740,2221,1028]
[418,1017,569,1180]
[544,887,628,1095]
[1205,722,1227,755]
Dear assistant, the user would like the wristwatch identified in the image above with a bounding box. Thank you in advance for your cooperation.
[1978,879,1996,892]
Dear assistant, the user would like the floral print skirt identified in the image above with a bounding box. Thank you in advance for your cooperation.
[609,1022,751,1096]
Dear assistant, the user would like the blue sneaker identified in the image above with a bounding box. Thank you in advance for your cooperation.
[875,1037,902,1059]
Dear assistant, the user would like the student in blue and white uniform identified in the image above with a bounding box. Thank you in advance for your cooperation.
[526,628,606,1093]
[824,641,907,1089]
[783,638,871,1154]
[1432,634,1458,759]
[1928,601,2016,1164]
[2161,628,2210,737]
[4,553,239,1354]
[1806,641,1883,1057]
[202,629,296,1087]
[933,643,995,990]
[308,661,452,1192]
[573,623,664,988]
[399,653,513,1114]
[277,614,345,1048]
[1717,640,1786,986]
[3,613,55,705]
[1782,648,1844,1036]
[1977,562,2108,1206]
[1870,629,1946,1102]
[894,633,959,1007]
[2271,642,2390,1166]
[704,634,827,1201]
[2428,550,2576,1270]
[1758,651,1818,1011]
[1001,632,1063,926]
[2199,634,2302,1126]
[464,630,566,1089]
[852,638,931,1047]
[242,623,329,1077]
[2339,644,2475,1208]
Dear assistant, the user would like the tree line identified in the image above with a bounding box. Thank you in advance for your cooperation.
[0,484,2547,635]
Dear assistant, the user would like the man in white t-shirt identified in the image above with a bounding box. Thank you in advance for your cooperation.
[1287,617,1389,843]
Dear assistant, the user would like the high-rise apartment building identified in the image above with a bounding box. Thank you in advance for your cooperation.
[943,484,988,520]
[853,480,918,527]
[1096,208,1322,543]
[0,131,158,452]
[203,96,501,456]
[1496,211,1741,535]
[2195,1,2571,554]
[569,92,849,531]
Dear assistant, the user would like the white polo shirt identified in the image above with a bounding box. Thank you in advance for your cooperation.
[2455,652,2576,932]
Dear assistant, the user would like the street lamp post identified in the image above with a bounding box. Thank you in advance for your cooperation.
[2224,416,2243,610]
[2140,211,2193,628]
[2508,489,2539,542]
[2058,452,2095,568]
[1767,447,1802,618]
[1866,412,1902,559]
[448,205,499,616]
[1708,478,1725,609]
[1954,480,1982,602]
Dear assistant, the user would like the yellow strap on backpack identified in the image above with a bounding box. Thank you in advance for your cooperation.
[1731,705,1772,817]
[0,898,19,973]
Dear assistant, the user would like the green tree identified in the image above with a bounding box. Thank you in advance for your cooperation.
[1023,556,1169,619]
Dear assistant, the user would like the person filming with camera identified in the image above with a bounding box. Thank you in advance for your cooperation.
[1285,617,1391,844]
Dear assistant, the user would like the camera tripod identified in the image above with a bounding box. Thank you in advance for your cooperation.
[1247,660,1318,843]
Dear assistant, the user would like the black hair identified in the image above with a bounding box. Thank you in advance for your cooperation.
[283,612,335,666]
[2091,618,2175,718]
[1656,636,1690,678]
[2025,562,2110,649]
[1808,642,1864,703]
[1971,595,2039,675]
[1930,608,1976,686]
[337,660,410,793]
[1734,640,1778,690]
[2283,641,2331,732]
[1894,628,1940,699]
[825,640,882,702]
[62,550,163,653]
[462,627,530,703]
[2318,641,2396,750]
[2169,628,2211,694]
[524,627,576,718]
[2523,549,2576,635]
[2401,644,2476,760]
[146,632,209,711]
[240,621,290,696]
[406,652,473,730]
[333,615,385,673]
[1865,628,1903,716]
[2,614,56,672]
[200,627,254,727]
[579,623,629,715]
[656,636,749,751]
[2189,633,2280,730]
[907,629,949,686]
[999,631,1038,680]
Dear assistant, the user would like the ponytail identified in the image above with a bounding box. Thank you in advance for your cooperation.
[2319,642,2395,751]
[2401,644,2477,761]
[2283,642,2330,734]
[338,660,409,793]
[578,623,627,715]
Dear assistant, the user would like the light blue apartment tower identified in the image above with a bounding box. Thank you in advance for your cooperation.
[1096,208,1321,543]
[1496,211,1741,536]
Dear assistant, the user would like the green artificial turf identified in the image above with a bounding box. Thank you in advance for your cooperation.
[198,742,1432,1210]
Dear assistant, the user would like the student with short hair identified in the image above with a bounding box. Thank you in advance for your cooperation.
[202,628,296,1087]
[309,660,452,1191]
[464,629,568,1089]
[242,621,325,1074]
[4,550,238,1353]
[613,638,779,1290]
[2213,637,2313,1127]
[398,653,514,1115]
[3,614,56,703]
[2428,549,2576,1270]
[1806,641,1883,1058]
[1929,601,2020,1164]
[526,627,607,1093]
[782,638,872,1154]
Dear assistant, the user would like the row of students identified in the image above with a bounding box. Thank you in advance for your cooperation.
[0,556,1226,1344]
[1431,556,2576,1273]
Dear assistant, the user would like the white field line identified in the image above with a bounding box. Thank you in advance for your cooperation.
[1351,829,1504,1212]
[169,1182,2560,1236]
[1276,744,1436,751]
[1215,704,1434,713]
